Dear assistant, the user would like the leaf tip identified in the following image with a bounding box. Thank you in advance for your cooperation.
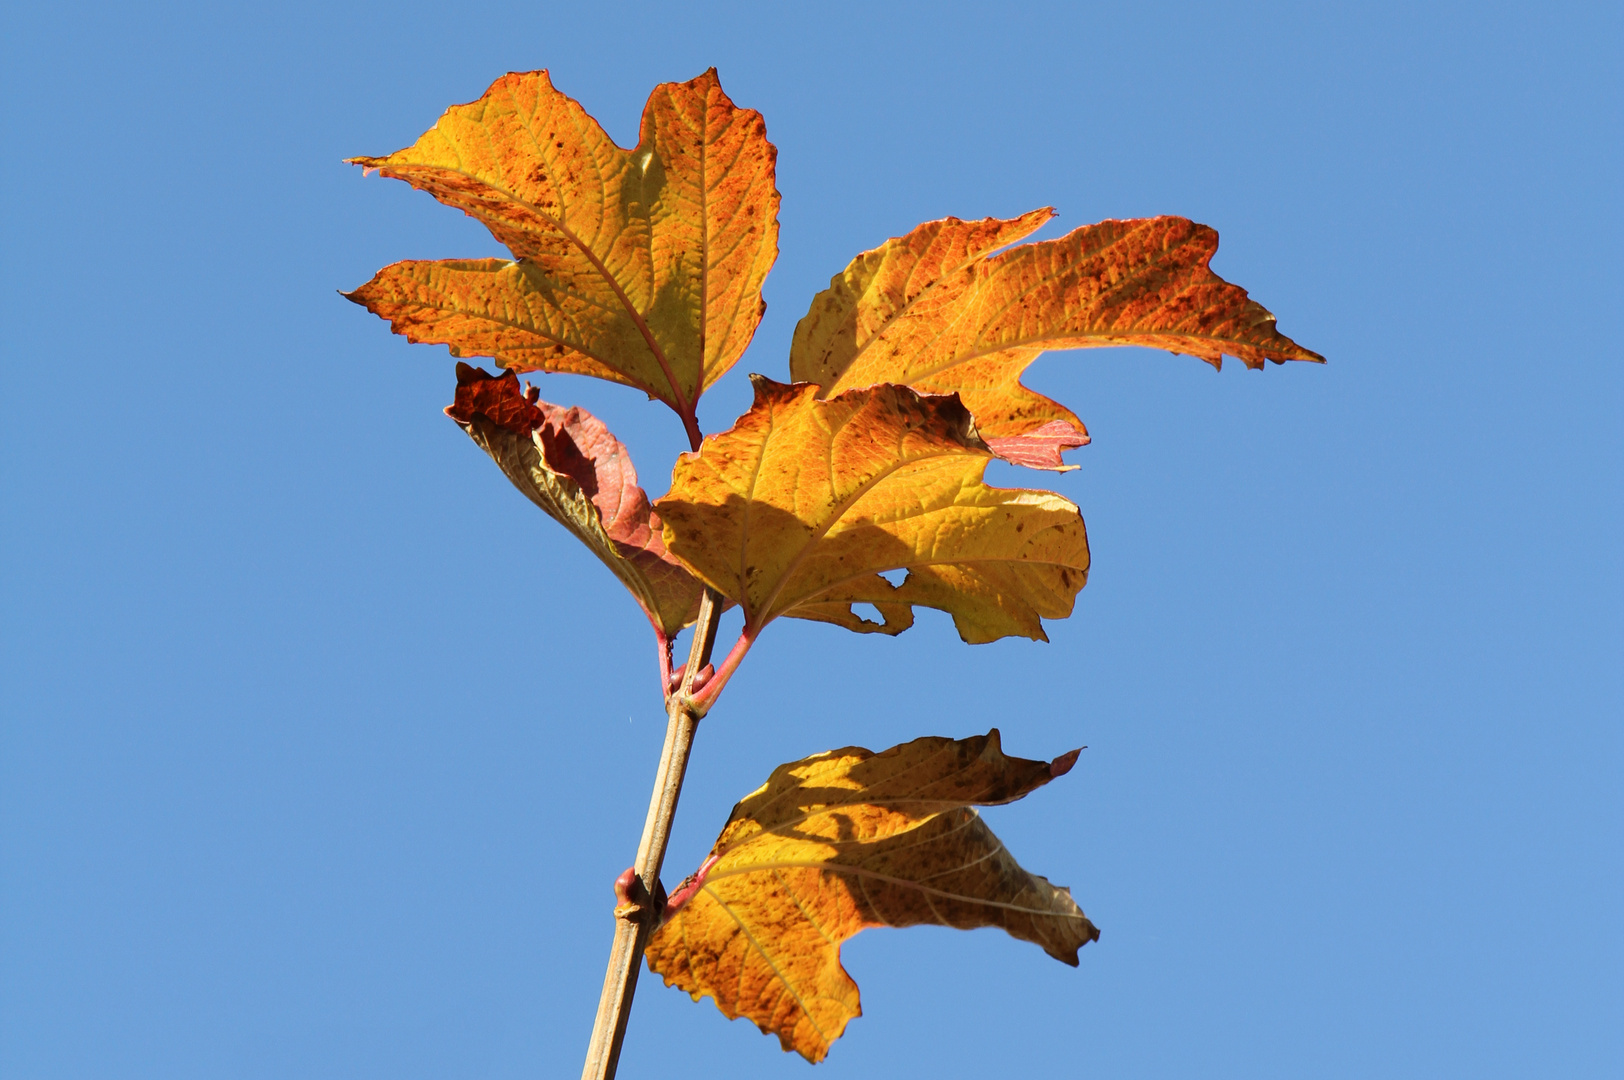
[1049,748,1083,778]
[746,373,815,410]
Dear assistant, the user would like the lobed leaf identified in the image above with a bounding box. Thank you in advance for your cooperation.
[790,213,1323,468]
[445,363,703,638]
[348,69,779,426]
[646,730,1099,1062]
[652,378,1090,644]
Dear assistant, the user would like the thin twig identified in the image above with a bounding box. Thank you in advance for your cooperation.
[579,587,725,1080]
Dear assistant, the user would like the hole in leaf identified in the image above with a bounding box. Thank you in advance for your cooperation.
[851,603,884,625]
[877,568,907,587]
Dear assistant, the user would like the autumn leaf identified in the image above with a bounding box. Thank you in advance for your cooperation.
[445,363,703,638]
[789,212,1323,468]
[646,730,1098,1062]
[347,69,779,438]
[652,378,1090,644]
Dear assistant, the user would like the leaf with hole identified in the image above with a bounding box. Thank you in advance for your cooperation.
[653,378,1090,643]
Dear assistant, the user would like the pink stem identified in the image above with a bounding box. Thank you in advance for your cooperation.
[688,631,755,714]
[680,408,703,454]
[654,632,674,695]
[661,853,721,923]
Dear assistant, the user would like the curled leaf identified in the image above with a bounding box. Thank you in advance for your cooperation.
[653,378,1090,644]
[790,212,1323,468]
[446,363,703,638]
[348,69,780,428]
[647,730,1099,1062]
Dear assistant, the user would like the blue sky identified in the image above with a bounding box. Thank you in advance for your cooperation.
[2,1,1619,1077]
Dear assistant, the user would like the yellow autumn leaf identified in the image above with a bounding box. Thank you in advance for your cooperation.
[652,379,1090,644]
[445,363,704,639]
[346,69,779,441]
[789,213,1323,467]
[646,730,1099,1062]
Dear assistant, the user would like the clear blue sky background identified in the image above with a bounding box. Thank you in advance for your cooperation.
[3,2,1619,1077]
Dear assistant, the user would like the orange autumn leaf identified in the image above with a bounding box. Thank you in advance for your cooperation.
[652,378,1090,644]
[646,730,1099,1062]
[346,69,779,436]
[789,212,1323,468]
[445,363,703,638]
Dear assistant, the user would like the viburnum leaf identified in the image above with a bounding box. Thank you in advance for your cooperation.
[346,69,779,435]
[646,730,1099,1063]
[445,363,703,638]
[789,212,1324,469]
[652,378,1090,644]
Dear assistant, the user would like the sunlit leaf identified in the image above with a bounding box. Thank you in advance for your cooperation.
[348,69,779,430]
[789,213,1323,468]
[647,730,1099,1062]
[445,363,703,638]
[653,379,1090,643]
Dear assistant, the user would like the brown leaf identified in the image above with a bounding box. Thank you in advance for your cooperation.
[646,730,1099,1062]
[445,363,703,638]
[348,70,779,433]
[652,378,1090,644]
[789,213,1323,467]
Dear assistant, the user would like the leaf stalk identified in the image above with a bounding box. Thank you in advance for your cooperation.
[688,630,754,714]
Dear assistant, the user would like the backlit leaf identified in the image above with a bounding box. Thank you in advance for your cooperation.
[445,363,703,638]
[652,379,1090,644]
[348,69,779,428]
[646,730,1099,1062]
[789,213,1323,468]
